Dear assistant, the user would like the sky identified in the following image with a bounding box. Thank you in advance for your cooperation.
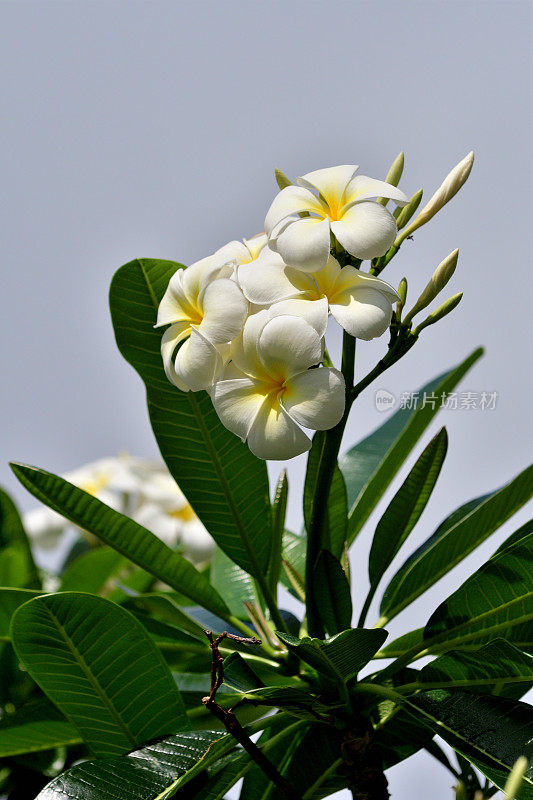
[1,1,532,797]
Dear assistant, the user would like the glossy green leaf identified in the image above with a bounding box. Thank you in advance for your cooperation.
[36,730,235,800]
[11,592,189,757]
[369,427,447,587]
[314,550,352,636]
[0,545,30,587]
[211,546,254,620]
[423,526,533,652]
[0,486,40,588]
[340,347,483,544]
[462,759,533,799]
[406,690,533,782]
[398,640,533,697]
[0,587,41,639]
[373,627,425,659]
[10,463,230,620]
[109,258,272,579]
[267,470,288,593]
[59,546,130,594]
[304,433,347,557]
[222,652,263,692]
[277,628,387,683]
[380,463,533,621]
[121,593,208,641]
[0,699,81,756]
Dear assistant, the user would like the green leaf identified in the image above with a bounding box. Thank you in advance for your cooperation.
[277,628,387,683]
[211,546,254,620]
[36,730,235,800]
[10,463,230,620]
[380,463,533,621]
[423,526,533,652]
[373,628,425,659]
[304,433,347,557]
[222,652,263,692]
[340,348,484,544]
[369,427,447,587]
[0,545,31,587]
[11,592,189,757]
[0,699,81,757]
[267,470,288,593]
[280,531,306,600]
[462,759,533,799]
[406,690,533,782]
[109,258,272,579]
[314,550,352,636]
[121,593,208,641]
[59,546,130,594]
[0,486,40,588]
[399,640,533,697]
[0,587,41,639]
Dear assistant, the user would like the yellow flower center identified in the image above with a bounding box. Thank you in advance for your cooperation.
[169,504,197,522]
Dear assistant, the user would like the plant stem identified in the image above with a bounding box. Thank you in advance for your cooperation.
[302,758,344,799]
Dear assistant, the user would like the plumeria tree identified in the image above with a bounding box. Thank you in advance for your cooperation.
[0,152,532,800]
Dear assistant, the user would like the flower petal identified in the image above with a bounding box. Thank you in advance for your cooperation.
[237,251,303,305]
[247,396,311,460]
[258,315,323,378]
[330,286,395,340]
[283,367,345,430]
[211,377,268,440]
[229,309,271,379]
[273,216,332,272]
[343,175,408,208]
[330,266,400,304]
[265,185,326,235]
[243,232,268,261]
[297,165,358,209]
[331,201,397,260]
[199,278,248,344]
[174,327,223,391]
[156,269,198,327]
[161,322,191,390]
[268,296,329,338]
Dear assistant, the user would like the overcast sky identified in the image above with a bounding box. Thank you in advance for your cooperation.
[1,2,532,797]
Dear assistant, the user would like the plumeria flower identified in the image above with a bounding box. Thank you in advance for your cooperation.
[23,455,214,562]
[265,165,408,271]
[156,253,248,392]
[238,251,400,340]
[211,311,345,460]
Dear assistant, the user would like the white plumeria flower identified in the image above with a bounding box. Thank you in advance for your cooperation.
[211,311,345,460]
[155,251,249,392]
[265,165,408,271]
[238,251,400,341]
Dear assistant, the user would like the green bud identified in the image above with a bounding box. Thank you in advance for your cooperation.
[275,167,292,191]
[394,188,423,229]
[378,151,404,205]
[454,781,468,800]
[397,151,474,244]
[397,277,408,306]
[413,292,463,334]
[504,756,528,800]
[404,249,459,324]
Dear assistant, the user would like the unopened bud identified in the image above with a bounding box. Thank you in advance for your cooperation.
[378,152,404,205]
[413,292,463,334]
[275,168,292,191]
[404,250,459,324]
[504,756,528,800]
[454,781,468,800]
[394,188,423,229]
[398,152,474,243]
[396,277,408,317]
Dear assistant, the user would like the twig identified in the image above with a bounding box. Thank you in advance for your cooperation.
[202,631,304,800]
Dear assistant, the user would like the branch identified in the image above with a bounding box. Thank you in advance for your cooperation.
[202,631,304,800]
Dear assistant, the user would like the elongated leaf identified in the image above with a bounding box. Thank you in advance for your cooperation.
[121,593,207,641]
[462,759,533,800]
[223,652,263,692]
[423,527,533,652]
[0,486,40,588]
[11,592,189,757]
[110,258,272,578]
[36,730,235,800]
[211,546,254,619]
[278,628,387,683]
[60,546,130,594]
[314,550,352,636]
[369,427,447,586]
[304,433,347,557]
[373,628,425,659]
[406,690,533,781]
[267,470,288,593]
[0,545,30,587]
[0,699,81,756]
[380,463,533,620]
[0,587,41,639]
[399,640,533,697]
[340,347,483,544]
[10,463,230,619]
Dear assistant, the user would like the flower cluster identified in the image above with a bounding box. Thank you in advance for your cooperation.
[157,164,409,460]
[24,455,214,562]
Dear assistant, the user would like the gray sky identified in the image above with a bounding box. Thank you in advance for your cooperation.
[1,1,532,797]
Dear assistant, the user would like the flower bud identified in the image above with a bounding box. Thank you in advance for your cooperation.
[398,151,474,242]
[396,277,408,316]
[503,756,528,800]
[413,292,463,334]
[275,167,292,190]
[378,152,404,205]
[404,249,459,324]
[394,188,423,229]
